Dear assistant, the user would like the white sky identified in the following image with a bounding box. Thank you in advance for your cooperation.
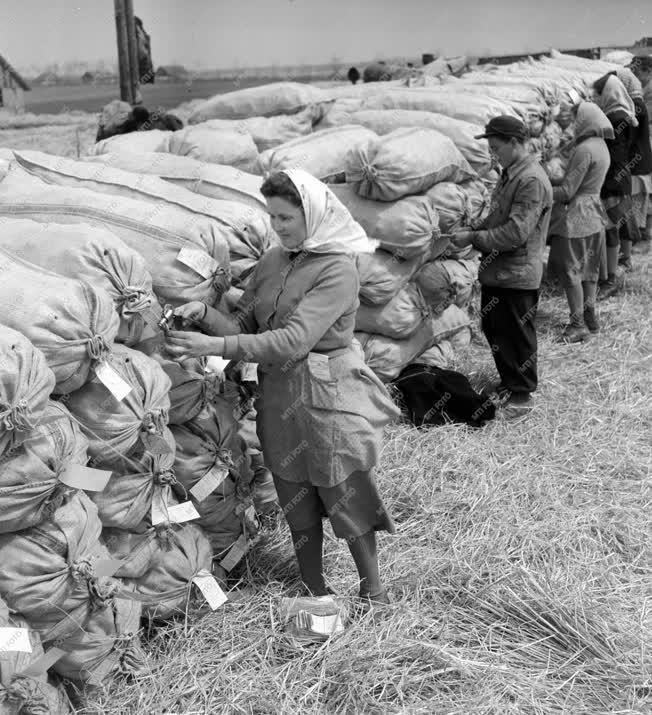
[4,0,650,71]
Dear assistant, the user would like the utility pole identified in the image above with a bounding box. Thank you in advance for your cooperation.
[114,0,139,104]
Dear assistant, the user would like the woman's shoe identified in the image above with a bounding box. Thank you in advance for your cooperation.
[355,588,391,616]
[558,323,589,343]
[583,307,600,333]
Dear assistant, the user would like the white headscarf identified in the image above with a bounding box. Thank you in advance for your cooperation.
[282,169,377,255]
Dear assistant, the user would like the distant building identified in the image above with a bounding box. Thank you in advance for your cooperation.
[633,37,652,48]
[34,71,59,86]
[81,70,118,84]
[0,54,30,113]
[155,65,189,81]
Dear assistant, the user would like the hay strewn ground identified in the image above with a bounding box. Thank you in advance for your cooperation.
[1,120,649,714]
[74,252,651,715]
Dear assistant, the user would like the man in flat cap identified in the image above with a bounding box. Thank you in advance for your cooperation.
[451,115,552,416]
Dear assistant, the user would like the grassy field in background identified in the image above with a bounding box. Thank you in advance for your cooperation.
[76,252,651,714]
[22,77,318,115]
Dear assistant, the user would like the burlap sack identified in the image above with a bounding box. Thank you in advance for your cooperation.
[415,259,478,313]
[355,282,430,339]
[0,248,119,395]
[83,151,266,211]
[0,599,71,715]
[0,218,154,347]
[88,129,172,156]
[167,127,260,173]
[159,359,222,425]
[0,163,231,308]
[199,105,319,152]
[346,128,475,201]
[259,126,377,181]
[0,400,88,534]
[13,150,271,275]
[0,492,121,643]
[355,304,471,381]
[188,82,328,122]
[356,249,425,305]
[101,526,170,579]
[0,326,55,458]
[126,522,212,620]
[330,184,445,260]
[66,344,171,468]
[51,593,145,685]
[171,399,253,559]
[320,108,490,173]
[91,426,176,530]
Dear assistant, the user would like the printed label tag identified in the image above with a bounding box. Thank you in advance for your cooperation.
[150,489,169,526]
[192,569,228,610]
[58,465,112,492]
[308,613,344,636]
[95,361,132,401]
[167,501,200,523]
[177,246,218,279]
[0,628,31,654]
[240,363,258,382]
[19,647,65,677]
[307,353,331,380]
[190,466,229,502]
[218,534,248,572]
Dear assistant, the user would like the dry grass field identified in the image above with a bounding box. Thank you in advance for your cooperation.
[1,111,649,715]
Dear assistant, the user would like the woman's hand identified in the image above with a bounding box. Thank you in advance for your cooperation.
[165,331,223,361]
[173,302,206,328]
[450,230,475,248]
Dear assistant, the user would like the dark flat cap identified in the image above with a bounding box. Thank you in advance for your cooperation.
[475,115,529,140]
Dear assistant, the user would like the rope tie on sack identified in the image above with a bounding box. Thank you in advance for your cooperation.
[4,676,50,715]
[70,558,119,609]
[154,523,175,551]
[142,411,165,434]
[116,633,148,675]
[86,334,109,361]
[121,287,152,316]
[360,162,378,183]
[0,399,35,433]
[153,468,177,487]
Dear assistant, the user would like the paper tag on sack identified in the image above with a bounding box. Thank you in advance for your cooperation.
[95,361,132,401]
[167,501,200,524]
[0,628,31,654]
[190,466,229,502]
[19,647,65,677]
[567,88,581,105]
[93,558,123,578]
[150,489,169,526]
[177,246,218,279]
[219,534,248,572]
[240,363,258,383]
[58,465,112,492]
[192,569,228,610]
[307,352,330,380]
[243,504,259,531]
[141,303,163,330]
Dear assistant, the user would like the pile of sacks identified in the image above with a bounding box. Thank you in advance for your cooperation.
[0,152,274,696]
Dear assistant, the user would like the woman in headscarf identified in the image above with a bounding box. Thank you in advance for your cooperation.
[165,169,400,609]
[548,102,612,342]
[592,74,639,299]
[615,67,652,267]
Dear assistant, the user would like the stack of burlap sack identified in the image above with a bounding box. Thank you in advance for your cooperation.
[0,151,272,695]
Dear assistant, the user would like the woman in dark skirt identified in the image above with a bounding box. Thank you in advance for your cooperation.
[548,102,612,341]
[592,74,640,299]
[165,169,400,607]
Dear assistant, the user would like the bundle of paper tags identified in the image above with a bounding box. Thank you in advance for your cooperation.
[279,595,348,644]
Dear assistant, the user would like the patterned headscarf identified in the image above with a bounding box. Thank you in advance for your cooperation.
[597,75,638,127]
[281,169,377,256]
[615,67,644,100]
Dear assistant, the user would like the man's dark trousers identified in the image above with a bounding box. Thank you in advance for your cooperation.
[480,286,539,395]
